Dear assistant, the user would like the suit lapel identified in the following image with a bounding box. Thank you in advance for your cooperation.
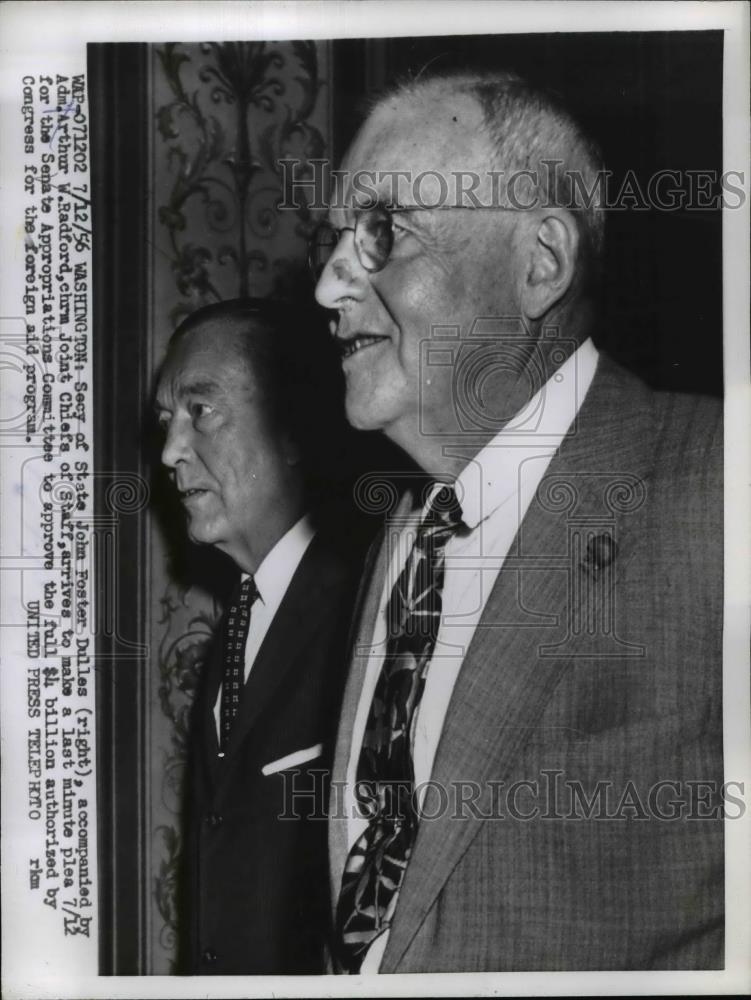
[381,356,657,971]
[200,611,228,776]
[240,538,334,732]
[203,534,342,793]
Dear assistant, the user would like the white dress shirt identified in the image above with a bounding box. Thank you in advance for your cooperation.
[213,513,315,735]
[345,338,599,972]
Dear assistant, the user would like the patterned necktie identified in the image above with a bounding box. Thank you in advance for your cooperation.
[336,482,463,973]
[218,576,258,755]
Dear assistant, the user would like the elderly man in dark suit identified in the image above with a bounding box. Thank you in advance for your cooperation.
[312,70,723,972]
[155,298,365,974]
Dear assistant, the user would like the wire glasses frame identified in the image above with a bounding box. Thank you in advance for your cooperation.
[308,203,517,279]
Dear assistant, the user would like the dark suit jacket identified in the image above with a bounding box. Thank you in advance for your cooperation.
[184,527,363,974]
[329,355,724,971]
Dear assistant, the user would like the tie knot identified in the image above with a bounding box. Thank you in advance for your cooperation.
[422,482,463,533]
[236,575,259,608]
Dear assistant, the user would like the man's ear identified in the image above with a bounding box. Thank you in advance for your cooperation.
[519,211,580,321]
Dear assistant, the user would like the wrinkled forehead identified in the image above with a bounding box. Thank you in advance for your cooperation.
[338,90,492,206]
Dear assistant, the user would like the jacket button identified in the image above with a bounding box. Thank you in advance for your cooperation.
[201,948,217,965]
[205,812,223,827]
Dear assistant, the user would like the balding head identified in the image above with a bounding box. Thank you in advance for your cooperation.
[371,71,605,285]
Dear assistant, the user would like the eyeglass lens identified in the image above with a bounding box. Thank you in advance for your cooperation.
[309,205,395,278]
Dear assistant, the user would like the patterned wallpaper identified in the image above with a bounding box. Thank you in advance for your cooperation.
[146,40,332,972]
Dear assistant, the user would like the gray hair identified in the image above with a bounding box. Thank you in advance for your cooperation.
[375,70,606,287]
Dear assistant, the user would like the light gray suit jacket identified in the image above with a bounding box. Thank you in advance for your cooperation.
[329,356,724,971]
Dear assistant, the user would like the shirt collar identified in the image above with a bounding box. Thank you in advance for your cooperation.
[456,338,599,530]
[241,512,315,606]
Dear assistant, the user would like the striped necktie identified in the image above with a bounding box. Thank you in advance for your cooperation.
[218,576,258,755]
[336,482,463,972]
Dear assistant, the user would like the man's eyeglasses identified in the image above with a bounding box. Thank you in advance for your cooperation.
[308,203,514,279]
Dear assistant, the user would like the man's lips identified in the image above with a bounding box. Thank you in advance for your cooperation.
[329,319,390,359]
[177,486,211,502]
[338,333,389,359]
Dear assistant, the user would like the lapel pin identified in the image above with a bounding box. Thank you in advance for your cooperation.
[584,534,618,573]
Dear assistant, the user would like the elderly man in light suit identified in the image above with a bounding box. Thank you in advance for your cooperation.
[312,71,723,973]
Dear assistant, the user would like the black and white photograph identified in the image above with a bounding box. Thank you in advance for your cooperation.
[1,2,749,997]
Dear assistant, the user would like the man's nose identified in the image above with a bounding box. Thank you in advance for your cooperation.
[314,230,368,310]
[161,418,191,470]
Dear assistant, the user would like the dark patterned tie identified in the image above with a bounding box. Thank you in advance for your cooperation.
[218,576,258,755]
[336,483,463,972]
